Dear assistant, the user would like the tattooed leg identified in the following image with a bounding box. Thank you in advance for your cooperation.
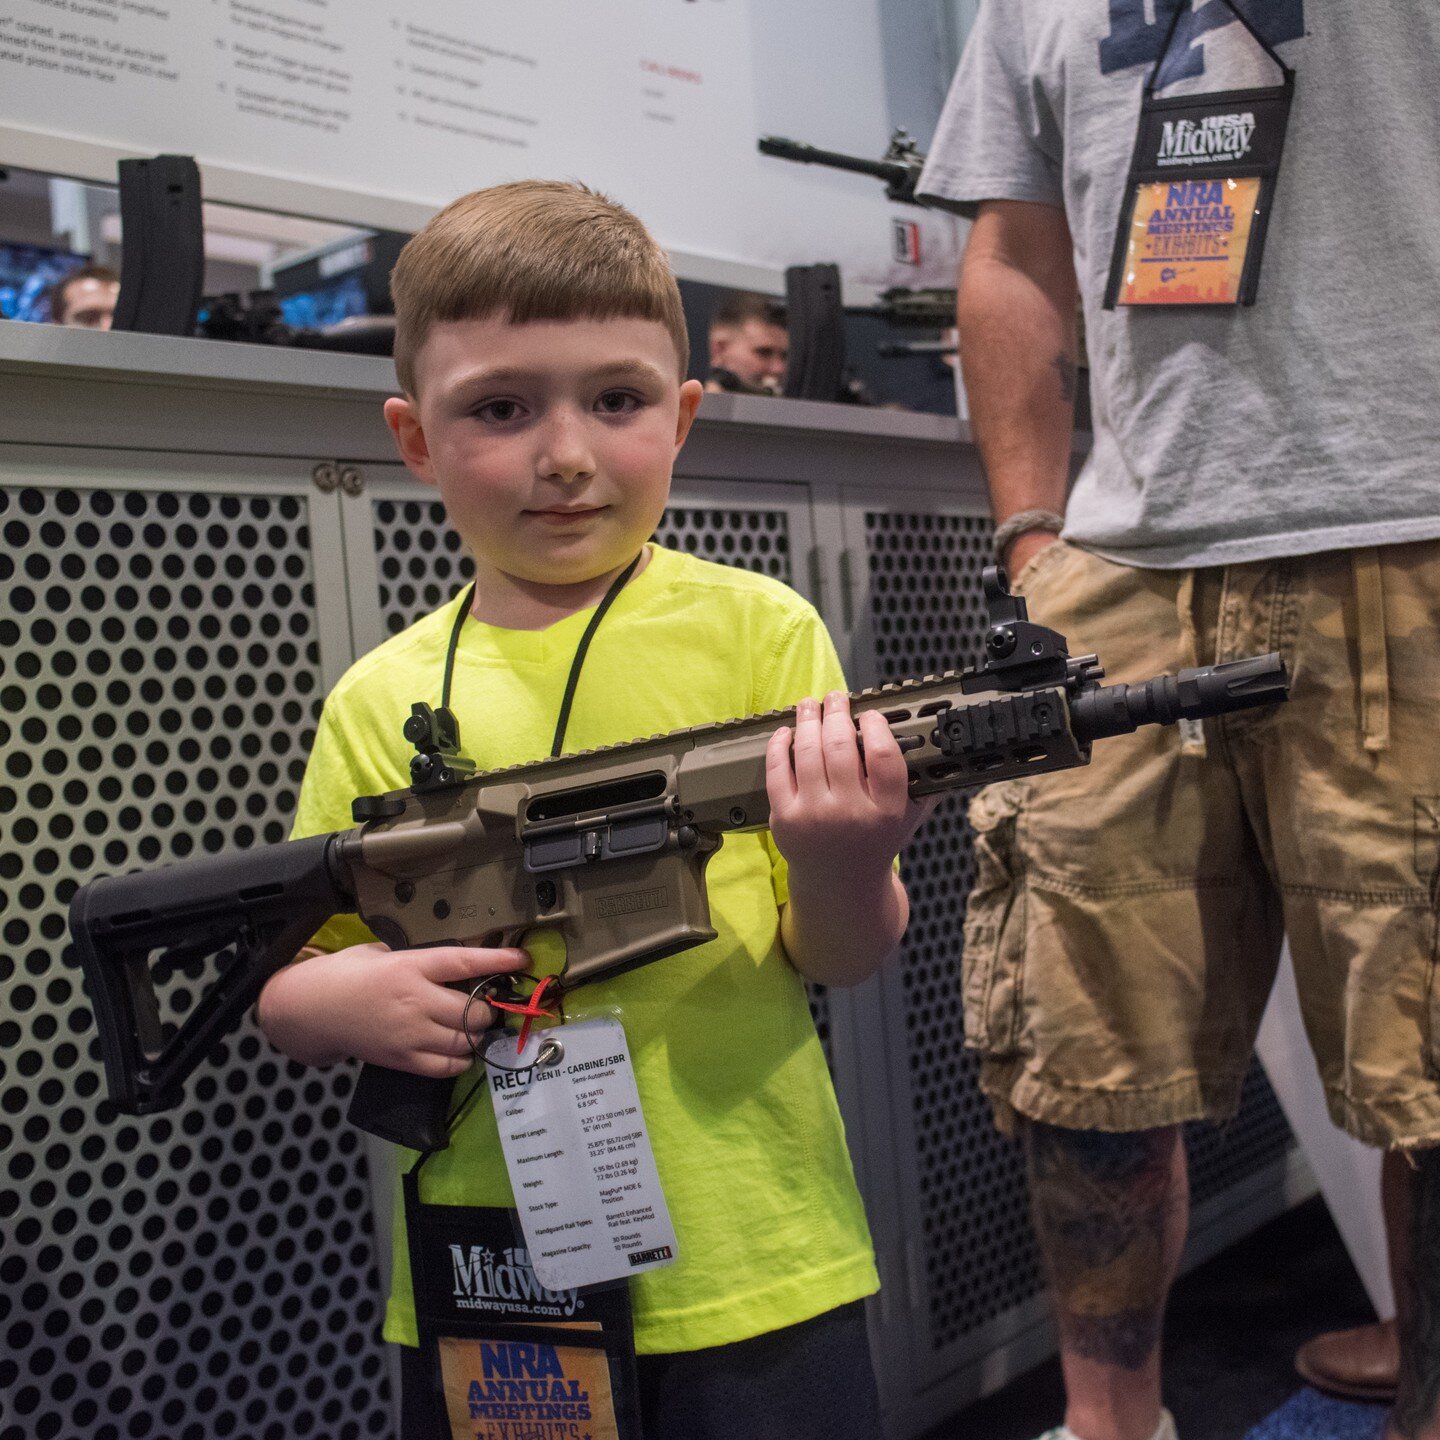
[1393,1145,1440,1439]
[1026,1122,1187,1440]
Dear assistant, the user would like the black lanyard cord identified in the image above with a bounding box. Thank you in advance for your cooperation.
[549,551,643,759]
[440,584,473,714]
[1146,0,1294,96]
[440,1069,490,1150]
[441,550,644,760]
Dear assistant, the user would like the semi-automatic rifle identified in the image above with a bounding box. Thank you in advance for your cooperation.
[758,129,964,212]
[865,287,959,329]
[71,569,1288,1153]
[861,288,959,361]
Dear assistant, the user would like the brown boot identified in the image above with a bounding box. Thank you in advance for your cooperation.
[1294,1319,1399,1403]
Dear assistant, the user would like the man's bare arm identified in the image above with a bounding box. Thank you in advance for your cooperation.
[957,199,1079,576]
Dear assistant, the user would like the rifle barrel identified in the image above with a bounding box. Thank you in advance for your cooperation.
[758,135,909,187]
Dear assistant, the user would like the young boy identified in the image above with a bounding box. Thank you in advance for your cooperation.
[257,180,931,1438]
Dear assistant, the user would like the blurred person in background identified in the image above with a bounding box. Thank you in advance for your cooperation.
[705,291,787,394]
[50,263,119,329]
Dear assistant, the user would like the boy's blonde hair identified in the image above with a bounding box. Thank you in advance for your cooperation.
[390,180,689,393]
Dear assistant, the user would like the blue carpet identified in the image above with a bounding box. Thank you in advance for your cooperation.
[1242,1388,1387,1440]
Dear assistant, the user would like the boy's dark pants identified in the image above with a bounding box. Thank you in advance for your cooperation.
[400,1299,883,1439]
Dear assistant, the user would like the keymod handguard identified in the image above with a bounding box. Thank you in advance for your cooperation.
[71,568,1290,1151]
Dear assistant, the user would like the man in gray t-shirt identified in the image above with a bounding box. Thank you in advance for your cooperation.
[923,2,1440,568]
[918,4,1440,1435]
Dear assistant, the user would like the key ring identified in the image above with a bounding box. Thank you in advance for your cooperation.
[463,973,564,1069]
[482,1034,566,1075]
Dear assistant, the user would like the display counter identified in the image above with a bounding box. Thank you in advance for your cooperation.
[0,318,978,489]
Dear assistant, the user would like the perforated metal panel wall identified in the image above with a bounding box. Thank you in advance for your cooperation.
[655,505,792,583]
[0,480,393,1440]
[372,499,476,640]
[371,498,793,637]
[1187,1062,1293,1208]
[858,507,1293,1354]
[365,492,831,1054]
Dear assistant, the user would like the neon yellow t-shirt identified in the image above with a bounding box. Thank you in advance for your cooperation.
[289,544,878,1354]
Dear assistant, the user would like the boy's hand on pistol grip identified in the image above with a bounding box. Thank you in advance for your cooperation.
[260,942,528,1078]
[765,692,936,884]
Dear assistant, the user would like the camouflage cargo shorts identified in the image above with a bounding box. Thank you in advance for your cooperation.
[964,538,1440,1148]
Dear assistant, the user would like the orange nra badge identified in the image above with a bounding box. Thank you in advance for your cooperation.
[1115,177,1261,306]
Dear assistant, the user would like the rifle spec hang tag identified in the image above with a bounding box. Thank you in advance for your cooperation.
[490,1019,678,1292]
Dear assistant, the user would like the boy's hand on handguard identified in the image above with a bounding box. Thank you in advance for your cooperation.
[766,692,934,881]
[766,693,935,987]
[257,941,528,1076]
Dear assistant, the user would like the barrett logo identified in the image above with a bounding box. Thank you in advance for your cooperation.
[628,1245,674,1267]
[449,1244,580,1317]
[597,886,668,919]
[1157,111,1256,166]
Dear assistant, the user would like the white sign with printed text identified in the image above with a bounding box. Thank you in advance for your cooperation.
[0,0,960,288]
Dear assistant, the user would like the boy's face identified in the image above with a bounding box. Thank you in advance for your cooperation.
[385,314,703,597]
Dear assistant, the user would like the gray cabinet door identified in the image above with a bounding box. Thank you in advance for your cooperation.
[0,445,394,1440]
[834,483,1057,1424]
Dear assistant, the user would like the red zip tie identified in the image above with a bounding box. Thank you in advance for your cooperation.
[488,974,558,1053]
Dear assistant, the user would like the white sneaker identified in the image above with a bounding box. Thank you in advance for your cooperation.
[1032,1411,1178,1440]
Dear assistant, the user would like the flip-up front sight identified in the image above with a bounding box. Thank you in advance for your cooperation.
[406,702,477,790]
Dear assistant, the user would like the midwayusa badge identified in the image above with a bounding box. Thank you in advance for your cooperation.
[1156,111,1256,166]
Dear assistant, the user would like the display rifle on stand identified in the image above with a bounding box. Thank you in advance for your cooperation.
[758,129,964,212]
[71,569,1289,1154]
[861,289,959,361]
